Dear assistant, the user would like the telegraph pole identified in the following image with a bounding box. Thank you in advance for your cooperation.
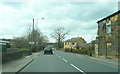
[31,18,35,54]
[33,18,34,31]
[37,18,38,52]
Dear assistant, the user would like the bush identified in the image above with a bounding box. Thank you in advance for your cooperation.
[56,48,59,50]
[65,48,71,52]
[65,48,68,52]
[17,48,30,51]
[76,45,79,49]
[72,49,79,53]
[23,53,29,57]
[72,48,90,54]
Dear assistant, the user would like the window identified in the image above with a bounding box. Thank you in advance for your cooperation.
[106,20,111,34]
[68,42,69,45]
[65,43,67,45]
[98,22,104,28]
[103,23,106,30]
[72,42,74,45]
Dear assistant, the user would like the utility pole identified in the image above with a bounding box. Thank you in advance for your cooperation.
[33,18,34,32]
[36,18,44,51]
[36,18,39,52]
[31,18,35,54]
[32,18,35,52]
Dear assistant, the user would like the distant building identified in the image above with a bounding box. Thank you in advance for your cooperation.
[0,39,12,52]
[97,10,120,58]
[93,37,99,57]
[64,37,87,49]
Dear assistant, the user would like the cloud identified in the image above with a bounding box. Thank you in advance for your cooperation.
[0,1,118,43]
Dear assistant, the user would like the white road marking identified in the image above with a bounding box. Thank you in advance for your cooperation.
[58,56,61,58]
[70,64,86,74]
[62,58,67,62]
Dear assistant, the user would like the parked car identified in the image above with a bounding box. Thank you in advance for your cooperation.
[44,46,53,54]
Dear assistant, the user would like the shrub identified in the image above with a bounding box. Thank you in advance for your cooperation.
[73,49,78,53]
[65,48,68,52]
[76,45,79,49]
[65,48,71,52]
[56,48,59,50]
[17,48,30,51]
[23,53,29,57]
[72,48,90,54]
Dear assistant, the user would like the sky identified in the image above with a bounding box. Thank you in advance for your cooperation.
[0,0,119,43]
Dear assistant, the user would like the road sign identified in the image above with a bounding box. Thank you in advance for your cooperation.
[36,42,38,45]
[29,42,34,45]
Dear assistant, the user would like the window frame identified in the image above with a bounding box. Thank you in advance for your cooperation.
[106,20,111,34]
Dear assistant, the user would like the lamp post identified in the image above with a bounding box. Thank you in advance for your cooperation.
[35,18,44,52]
[29,18,35,55]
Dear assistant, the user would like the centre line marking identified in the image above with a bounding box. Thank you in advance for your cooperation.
[62,58,67,62]
[70,64,86,74]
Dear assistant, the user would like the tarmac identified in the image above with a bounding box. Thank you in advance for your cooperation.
[2,50,119,73]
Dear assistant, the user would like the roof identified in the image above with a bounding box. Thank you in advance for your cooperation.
[65,37,83,42]
[0,43,6,45]
[0,40,10,43]
[97,10,120,23]
[75,43,87,48]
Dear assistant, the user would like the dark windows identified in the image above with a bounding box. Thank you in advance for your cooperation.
[72,42,74,45]
[99,22,104,28]
[65,43,67,45]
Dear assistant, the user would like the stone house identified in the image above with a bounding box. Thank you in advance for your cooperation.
[97,10,120,58]
[64,37,87,49]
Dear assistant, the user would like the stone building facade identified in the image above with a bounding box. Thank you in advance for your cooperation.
[97,10,120,59]
[64,37,87,49]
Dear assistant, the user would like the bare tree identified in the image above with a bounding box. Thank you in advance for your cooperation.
[12,26,49,51]
[51,27,69,48]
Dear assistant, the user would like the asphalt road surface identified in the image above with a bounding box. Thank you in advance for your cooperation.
[20,50,118,73]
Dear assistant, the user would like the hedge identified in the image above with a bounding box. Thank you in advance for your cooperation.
[2,50,31,63]
[64,48,93,55]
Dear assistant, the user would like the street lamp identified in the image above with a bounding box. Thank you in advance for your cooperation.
[36,18,44,52]
[29,18,44,54]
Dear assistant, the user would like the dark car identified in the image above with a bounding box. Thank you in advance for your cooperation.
[44,46,53,54]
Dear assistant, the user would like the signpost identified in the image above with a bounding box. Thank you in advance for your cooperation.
[36,42,38,45]
[29,42,35,45]
[29,41,35,55]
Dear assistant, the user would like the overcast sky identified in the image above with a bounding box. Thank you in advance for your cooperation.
[0,0,119,43]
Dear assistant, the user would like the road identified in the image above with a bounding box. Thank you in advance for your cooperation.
[20,50,118,73]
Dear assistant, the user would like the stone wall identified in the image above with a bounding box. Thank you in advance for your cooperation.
[111,15,119,58]
[97,12,120,59]
[98,25,106,56]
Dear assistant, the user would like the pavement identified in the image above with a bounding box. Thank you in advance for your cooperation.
[2,52,40,72]
[89,56,119,66]
[2,50,119,73]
